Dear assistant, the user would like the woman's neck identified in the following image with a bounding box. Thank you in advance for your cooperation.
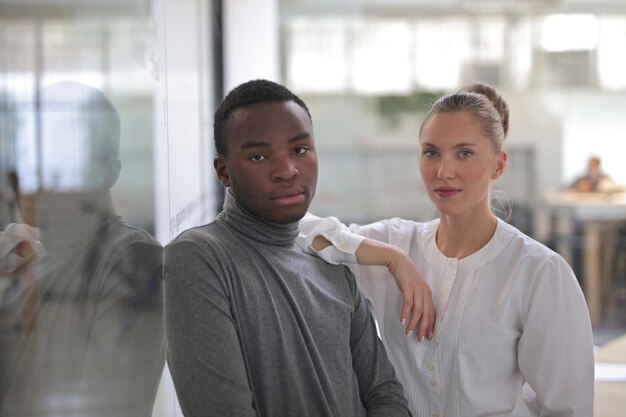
[436,209,498,260]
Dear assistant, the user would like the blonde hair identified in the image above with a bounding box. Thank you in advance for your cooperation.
[420,82,509,152]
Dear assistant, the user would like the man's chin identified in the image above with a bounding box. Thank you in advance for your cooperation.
[271,204,311,224]
[271,211,307,224]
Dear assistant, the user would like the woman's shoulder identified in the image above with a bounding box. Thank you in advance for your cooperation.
[496,219,568,269]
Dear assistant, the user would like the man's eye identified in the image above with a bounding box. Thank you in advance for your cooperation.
[250,154,267,162]
[293,146,309,155]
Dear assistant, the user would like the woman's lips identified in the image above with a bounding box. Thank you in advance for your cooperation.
[435,187,461,198]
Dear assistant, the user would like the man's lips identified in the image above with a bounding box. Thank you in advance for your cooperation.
[271,187,306,205]
[434,186,461,198]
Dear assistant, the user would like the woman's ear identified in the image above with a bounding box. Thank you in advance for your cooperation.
[214,157,230,187]
[492,151,507,180]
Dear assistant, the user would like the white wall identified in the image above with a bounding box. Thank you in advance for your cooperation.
[154,0,218,246]
[224,0,280,92]
[152,0,217,415]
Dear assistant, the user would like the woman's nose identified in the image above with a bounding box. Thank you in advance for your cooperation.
[437,158,456,179]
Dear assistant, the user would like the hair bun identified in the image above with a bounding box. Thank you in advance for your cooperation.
[460,82,509,137]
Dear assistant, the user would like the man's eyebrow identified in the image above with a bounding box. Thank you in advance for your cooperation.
[240,132,311,149]
[288,132,311,143]
[240,140,270,150]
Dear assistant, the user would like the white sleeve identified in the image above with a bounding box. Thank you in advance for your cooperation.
[297,213,365,265]
[517,255,594,416]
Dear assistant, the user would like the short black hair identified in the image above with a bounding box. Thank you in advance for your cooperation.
[41,81,121,160]
[213,79,311,157]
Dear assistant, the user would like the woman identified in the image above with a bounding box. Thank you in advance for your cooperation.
[298,83,594,416]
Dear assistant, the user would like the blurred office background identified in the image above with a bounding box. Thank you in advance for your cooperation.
[1,0,625,416]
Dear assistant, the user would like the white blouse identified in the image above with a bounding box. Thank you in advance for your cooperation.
[297,215,594,417]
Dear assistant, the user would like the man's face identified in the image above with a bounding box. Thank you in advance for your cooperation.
[214,100,318,224]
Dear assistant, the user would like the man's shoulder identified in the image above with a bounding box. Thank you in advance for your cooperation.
[165,219,253,265]
[167,220,226,247]
[165,220,229,260]
[299,250,360,295]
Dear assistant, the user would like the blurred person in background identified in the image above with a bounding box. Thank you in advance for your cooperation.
[299,82,594,416]
[0,82,164,417]
[570,155,624,193]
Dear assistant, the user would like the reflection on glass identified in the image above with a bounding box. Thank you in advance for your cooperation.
[0,82,164,417]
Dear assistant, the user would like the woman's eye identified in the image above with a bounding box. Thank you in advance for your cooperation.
[250,154,267,162]
[293,146,309,155]
[423,150,438,158]
[459,150,473,158]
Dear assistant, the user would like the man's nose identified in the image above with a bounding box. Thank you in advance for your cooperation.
[271,157,299,181]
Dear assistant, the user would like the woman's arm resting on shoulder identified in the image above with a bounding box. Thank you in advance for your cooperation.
[300,215,435,341]
[298,213,365,264]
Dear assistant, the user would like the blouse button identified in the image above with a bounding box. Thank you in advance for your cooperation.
[427,363,435,372]
[430,380,437,388]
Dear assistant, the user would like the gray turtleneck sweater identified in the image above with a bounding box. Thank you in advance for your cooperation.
[0,193,164,417]
[164,193,411,417]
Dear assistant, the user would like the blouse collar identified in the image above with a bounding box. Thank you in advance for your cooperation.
[218,191,299,246]
[428,217,516,272]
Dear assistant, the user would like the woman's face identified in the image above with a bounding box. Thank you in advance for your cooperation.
[419,111,506,219]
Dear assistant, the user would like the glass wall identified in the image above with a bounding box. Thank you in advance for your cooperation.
[280,4,626,221]
[0,2,164,416]
[0,1,217,416]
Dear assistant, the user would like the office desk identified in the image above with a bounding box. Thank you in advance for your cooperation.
[534,191,626,324]
[595,333,626,416]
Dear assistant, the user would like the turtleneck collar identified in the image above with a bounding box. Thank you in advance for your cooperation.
[33,191,120,251]
[218,191,300,246]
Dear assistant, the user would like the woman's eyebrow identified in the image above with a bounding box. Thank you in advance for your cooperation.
[453,142,477,148]
[420,141,477,148]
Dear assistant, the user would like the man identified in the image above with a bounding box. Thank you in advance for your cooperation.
[164,79,411,417]
[570,155,623,193]
[0,82,164,417]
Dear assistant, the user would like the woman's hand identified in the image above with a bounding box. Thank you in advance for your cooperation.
[385,249,434,341]
[354,239,435,341]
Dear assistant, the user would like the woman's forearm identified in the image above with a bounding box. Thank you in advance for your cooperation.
[312,235,435,341]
